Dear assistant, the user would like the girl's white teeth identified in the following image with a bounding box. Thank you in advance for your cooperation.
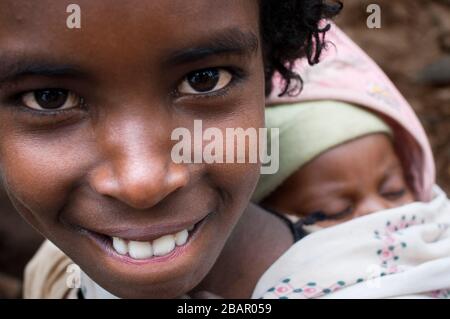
[111,227,192,259]
[112,237,128,255]
[175,230,188,246]
[152,235,176,257]
[128,240,153,259]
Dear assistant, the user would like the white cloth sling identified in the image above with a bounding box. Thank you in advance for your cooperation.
[252,186,450,299]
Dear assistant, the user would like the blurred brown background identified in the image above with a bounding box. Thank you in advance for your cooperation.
[336,0,450,193]
[0,0,449,298]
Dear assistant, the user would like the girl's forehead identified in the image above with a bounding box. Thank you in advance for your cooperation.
[0,0,259,33]
[0,1,259,53]
[0,0,260,79]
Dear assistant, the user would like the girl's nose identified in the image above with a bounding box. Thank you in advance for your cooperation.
[88,114,189,210]
[355,196,394,217]
[90,159,189,209]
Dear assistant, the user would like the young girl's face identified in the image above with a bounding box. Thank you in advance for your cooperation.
[262,134,415,227]
[0,0,264,298]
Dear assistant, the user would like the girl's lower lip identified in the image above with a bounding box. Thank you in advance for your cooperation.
[82,214,209,265]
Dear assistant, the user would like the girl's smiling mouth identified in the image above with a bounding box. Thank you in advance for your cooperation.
[71,213,211,265]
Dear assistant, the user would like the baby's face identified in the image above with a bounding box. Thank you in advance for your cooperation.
[0,0,264,298]
[263,134,415,227]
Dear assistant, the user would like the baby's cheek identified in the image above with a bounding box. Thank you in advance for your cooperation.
[401,188,416,205]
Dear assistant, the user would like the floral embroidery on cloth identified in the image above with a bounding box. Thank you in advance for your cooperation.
[428,289,450,299]
[265,278,361,299]
[373,215,425,275]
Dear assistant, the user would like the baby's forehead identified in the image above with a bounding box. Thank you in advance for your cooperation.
[295,134,399,181]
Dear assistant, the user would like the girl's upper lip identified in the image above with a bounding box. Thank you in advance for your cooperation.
[82,213,209,242]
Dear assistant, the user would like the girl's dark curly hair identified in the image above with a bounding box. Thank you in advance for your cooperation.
[261,0,343,96]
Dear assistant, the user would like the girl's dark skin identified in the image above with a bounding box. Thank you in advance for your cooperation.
[0,0,293,298]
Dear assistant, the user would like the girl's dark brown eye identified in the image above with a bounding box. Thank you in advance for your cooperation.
[178,68,232,95]
[21,89,82,111]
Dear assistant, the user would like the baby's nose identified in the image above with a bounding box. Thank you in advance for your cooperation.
[355,196,393,217]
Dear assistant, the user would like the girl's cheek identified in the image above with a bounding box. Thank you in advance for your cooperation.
[0,129,92,223]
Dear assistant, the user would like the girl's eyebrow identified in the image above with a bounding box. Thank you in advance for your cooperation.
[0,28,258,84]
[163,28,259,66]
[0,56,85,85]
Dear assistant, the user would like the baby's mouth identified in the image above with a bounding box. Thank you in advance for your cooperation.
[111,224,195,260]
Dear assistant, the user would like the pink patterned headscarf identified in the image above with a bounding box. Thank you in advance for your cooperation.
[266,23,435,201]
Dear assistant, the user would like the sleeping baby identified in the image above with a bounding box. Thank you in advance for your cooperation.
[251,101,450,299]
[255,101,415,230]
